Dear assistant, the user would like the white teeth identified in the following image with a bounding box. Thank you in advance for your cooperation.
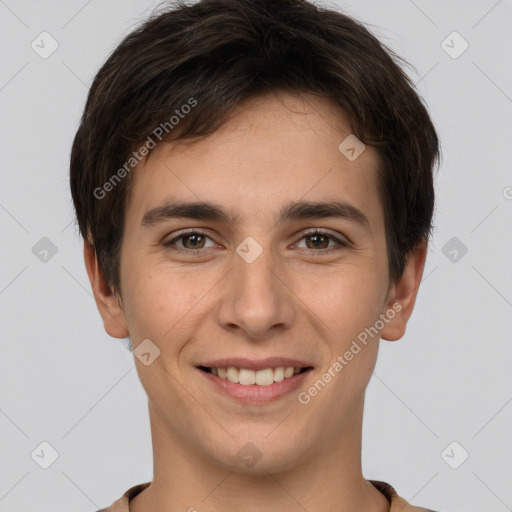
[209,366,304,386]
[284,366,294,378]
[273,367,285,382]
[226,367,239,383]
[255,368,274,386]
[238,368,255,385]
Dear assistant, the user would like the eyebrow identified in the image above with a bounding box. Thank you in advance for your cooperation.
[140,198,370,231]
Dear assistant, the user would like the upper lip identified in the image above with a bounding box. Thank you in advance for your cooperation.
[197,357,313,371]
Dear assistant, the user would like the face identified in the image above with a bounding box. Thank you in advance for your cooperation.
[86,92,424,475]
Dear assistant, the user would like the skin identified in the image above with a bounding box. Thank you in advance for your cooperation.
[84,92,426,512]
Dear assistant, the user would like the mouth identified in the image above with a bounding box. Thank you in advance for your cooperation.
[196,362,314,404]
[198,365,313,386]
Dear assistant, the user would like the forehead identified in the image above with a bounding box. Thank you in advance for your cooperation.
[124,92,383,231]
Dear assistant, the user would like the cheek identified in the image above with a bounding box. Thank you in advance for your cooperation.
[121,262,208,349]
[307,269,385,404]
[299,261,386,338]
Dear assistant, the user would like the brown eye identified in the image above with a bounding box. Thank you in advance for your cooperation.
[295,229,348,253]
[179,233,206,249]
[163,230,214,254]
[304,233,330,249]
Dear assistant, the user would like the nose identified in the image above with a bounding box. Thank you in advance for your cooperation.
[215,238,296,340]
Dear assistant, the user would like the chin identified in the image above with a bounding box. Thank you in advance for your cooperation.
[209,433,308,475]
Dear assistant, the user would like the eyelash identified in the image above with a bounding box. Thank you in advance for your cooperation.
[163,228,349,256]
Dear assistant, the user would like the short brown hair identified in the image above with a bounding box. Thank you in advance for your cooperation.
[70,0,441,297]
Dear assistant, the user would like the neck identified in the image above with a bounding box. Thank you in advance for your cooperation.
[130,400,390,512]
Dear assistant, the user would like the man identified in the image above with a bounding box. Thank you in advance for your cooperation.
[70,0,442,510]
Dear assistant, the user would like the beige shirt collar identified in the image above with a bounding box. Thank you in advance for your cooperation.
[97,480,437,511]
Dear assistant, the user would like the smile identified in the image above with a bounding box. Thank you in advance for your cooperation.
[199,366,311,386]
[197,365,314,404]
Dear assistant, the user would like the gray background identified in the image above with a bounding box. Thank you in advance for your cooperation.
[1,0,511,511]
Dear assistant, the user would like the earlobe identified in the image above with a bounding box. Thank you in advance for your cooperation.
[83,241,129,339]
[380,243,427,342]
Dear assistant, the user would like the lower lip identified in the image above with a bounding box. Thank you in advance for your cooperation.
[198,368,313,404]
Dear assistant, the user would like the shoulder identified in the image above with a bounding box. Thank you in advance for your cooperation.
[96,482,151,512]
[98,479,443,512]
[369,480,441,512]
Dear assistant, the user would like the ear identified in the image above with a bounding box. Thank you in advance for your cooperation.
[380,242,427,342]
[83,241,129,339]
